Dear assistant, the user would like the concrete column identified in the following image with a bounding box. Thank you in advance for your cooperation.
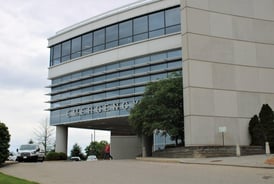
[55,126,68,154]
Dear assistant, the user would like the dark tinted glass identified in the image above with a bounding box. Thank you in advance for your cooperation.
[53,44,61,59]
[133,16,148,34]
[165,7,181,27]
[82,33,93,49]
[149,11,164,31]
[71,37,81,53]
[106,25,118,42]
[61,41,71,56]
[119,20,132,38]
[94,28,105,46]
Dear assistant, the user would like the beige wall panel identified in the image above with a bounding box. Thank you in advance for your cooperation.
[212,63,236,90]
[235,66,260,92]
[185,116,250,146]
[256,43,274,68]
[209,12,232,38]
[188,34,234,64]
[190,88,214,116]
[111,135,141,159]
[186,8,210,35]
[233,41,257,66]
[188,60,213,88]
[184,0,274,21]
[213,90,238,117]
[237,92,261,118]
[254,0,274,21]
[183,88,191,116]
[259,68,274,93]
[186,116,216,145]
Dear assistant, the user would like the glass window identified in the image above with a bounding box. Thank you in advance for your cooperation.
[151,73,167,81]
[93,75,105,82]
[135,56,149,65]
[94,28,105,46]
[135,76,150,83]
[119,37,132,45]
[134,33,148,42]
[149,11,165,31]
[82,69,93,77]
[133,16,148,34]
[94,66,105,74]
[107,63,119,71]
[168,49,182,58]
[119,20,133,38]
[82,33,92,51]
[82,48,92,56]
[120,69,133,77]
[61,41,71,56]
[120,88,134,95]
[71,37,81,59]
[165,7,181,27]
[151,63,167,71]
[53,44,61,64]
[71,37,81,53]
[168,60,182,68]
[166,25,181,34]
[120,78,133,86]
[94,84,105,91]
[151,53,167,61]
[135,66,150,74]
[106,81,119,88]
[106,25,118,42]
[93,45,105,52]
[120,60,134,68]
[106,72,119,79]
[135,86,145,93]
[93,93,105,100]
[106,41,118,49]
[106,90,119,98]
[149,29,165,38]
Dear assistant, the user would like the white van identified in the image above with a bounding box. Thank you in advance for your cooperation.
[16,144,45,162]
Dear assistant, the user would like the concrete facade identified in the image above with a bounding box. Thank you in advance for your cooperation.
[182,0,274,146]
[48,0,274,157]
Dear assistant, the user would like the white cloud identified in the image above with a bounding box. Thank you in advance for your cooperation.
[0,0,137,153]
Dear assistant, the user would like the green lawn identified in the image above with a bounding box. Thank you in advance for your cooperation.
[0,172,39,184]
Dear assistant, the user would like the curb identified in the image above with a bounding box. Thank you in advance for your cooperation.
[136,157,274,169]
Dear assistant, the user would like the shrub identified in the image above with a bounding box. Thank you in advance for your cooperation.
[46,152,67,161]
[0,122,10,164]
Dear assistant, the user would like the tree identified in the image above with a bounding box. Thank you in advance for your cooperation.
[129,73,184,145]
[249,104,274,152]
[70,143,85,160]
[34,118,55,153]
[28,139,34,144]
[0,122,10,164]
[85,141,108,159]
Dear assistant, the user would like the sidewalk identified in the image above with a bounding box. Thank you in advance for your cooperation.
[137,154,274,169]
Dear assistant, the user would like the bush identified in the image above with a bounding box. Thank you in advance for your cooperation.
[0,122,10,164]
[46,152,67,161]
[249,104,274,152]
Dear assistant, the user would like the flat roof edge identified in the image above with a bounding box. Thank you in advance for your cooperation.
[48,0,160,40]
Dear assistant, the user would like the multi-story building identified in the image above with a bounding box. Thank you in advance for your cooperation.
[47,0,274,158]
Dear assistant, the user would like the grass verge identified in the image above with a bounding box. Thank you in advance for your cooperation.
[0,172,39,184]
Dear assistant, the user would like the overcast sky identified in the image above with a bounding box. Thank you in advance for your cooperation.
[0,0,138,153]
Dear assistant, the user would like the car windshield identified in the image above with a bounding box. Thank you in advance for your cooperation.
[20,145,37,150]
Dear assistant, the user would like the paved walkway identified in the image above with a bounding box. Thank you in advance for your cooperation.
[137,154,274,169]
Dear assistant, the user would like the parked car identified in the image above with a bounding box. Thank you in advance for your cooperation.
[86,155,97,161]
[16,144,45,162]
[70,156,81,161]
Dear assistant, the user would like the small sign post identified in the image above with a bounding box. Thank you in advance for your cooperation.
[218,126,227,146]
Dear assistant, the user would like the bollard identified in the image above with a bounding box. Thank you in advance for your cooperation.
[236,144,241,157]
[265,142,270,156]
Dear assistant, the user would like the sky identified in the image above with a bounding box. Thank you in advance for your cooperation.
[0,0,138,153]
